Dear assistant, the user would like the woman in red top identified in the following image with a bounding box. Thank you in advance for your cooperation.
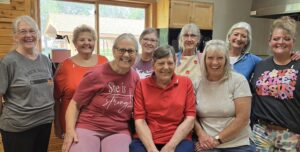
[130,45,196,152]
[54,24,108,138]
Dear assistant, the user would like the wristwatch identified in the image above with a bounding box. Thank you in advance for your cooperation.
[214,135,222,144]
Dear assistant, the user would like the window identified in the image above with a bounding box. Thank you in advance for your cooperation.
[39,0,150,62]
[40,0,95,60]
[99,4,145,61]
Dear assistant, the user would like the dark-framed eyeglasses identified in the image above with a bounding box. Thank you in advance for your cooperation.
[115,47,137,55]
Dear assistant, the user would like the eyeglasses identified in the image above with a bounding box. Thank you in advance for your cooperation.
[183,34,198,38]
[142,38,158,43]
[17,29,36,36]
[115,48,137,55]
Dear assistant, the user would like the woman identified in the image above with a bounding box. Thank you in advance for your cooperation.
[130,45,196,152]
[226,21,300,81]
[62,33,139,152]
[251,16,300,151]
[133,28,158,79]
[54,24,108,138]
[226,22,261,81]
[194,40,254,151]
[0,15,54,152]
[176,23,201,89]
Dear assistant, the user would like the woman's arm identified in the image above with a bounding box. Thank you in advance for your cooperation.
[54,100,63,138]
[160,116,195,152]
[135,119,159,152]
[194,119,218,151]
[217,96,251,143]
[62,100,80,152]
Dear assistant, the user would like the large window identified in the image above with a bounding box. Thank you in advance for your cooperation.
[99,4,145,61]
[39,0,147,62]
[40,0,95,60]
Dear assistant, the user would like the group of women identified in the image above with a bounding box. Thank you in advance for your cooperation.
[0,14,299,152]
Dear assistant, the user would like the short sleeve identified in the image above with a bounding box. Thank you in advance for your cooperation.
[233,74,252,99]
[0,61,8,94]
[72,70,102,107]
[53,62,67,101]
[184,77,196,117]
[133,81,146,120]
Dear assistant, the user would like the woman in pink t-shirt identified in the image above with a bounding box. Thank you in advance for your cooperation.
[61,33,139,152]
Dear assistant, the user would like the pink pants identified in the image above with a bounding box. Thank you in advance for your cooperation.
[69,128,131,152]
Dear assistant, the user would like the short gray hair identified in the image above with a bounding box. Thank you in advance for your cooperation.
[113,33,139,53]
[12,15,40,38]
[200,40,231,81]
[139,28,158,42]
[153,45,176,63]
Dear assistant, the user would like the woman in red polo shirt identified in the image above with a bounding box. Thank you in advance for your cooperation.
[130,45,196,152]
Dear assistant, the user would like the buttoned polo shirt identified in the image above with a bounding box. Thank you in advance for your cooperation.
[134,73,196,144]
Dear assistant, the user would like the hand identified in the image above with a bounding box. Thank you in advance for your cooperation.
[291,51,300,61]
[197,133,217,150]
[62,129,78,152]
[160,143,175,152]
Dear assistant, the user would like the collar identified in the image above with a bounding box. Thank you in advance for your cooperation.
[147,73,179,89]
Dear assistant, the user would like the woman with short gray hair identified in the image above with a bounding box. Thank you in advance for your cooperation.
[0,15,54,152]
[130,45,196,152]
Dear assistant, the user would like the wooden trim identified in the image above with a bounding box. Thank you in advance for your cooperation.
[95,0,100,54]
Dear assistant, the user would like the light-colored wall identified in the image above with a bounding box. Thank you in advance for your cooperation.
[194,0,300,56]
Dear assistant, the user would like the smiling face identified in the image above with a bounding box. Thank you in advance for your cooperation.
[140,32,158,54]
[205,50,226,81]
[113,38,137,71]
[14,21,38,52]
[153,54,175,85]
[269,28,294,55]
[229,28,248,51]
[74,32,95,55]
[182,31,200,51]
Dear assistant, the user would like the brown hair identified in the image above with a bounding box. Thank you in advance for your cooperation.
[153,45,176,63]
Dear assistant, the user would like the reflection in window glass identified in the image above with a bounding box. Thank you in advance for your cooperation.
[99,5,145,61]
[40,0,95,59]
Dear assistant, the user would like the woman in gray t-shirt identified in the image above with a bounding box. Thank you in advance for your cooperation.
[0,15,54,152]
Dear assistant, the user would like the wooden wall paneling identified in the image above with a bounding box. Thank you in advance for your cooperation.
[0,37,13,45]
[0,0,28,58]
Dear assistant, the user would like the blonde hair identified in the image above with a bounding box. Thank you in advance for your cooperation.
[178,23,201,52]
[72,24,96,43]
[200,40,231,81]
[269,16,297,41]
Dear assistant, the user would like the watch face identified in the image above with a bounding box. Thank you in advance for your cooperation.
[214,135,220,139]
